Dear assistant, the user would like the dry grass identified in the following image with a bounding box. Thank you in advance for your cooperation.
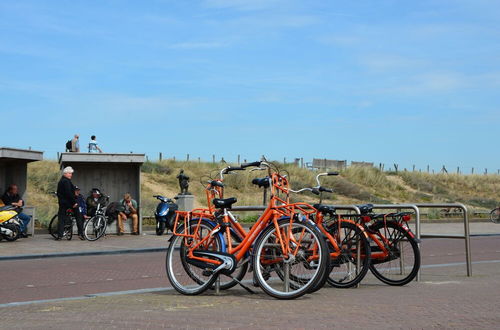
[25,160,500,225]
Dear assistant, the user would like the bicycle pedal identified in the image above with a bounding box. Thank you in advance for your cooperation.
[202,269,214,276]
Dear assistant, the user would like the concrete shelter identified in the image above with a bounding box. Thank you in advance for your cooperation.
[58,153,145,234]
[0,147,43,236]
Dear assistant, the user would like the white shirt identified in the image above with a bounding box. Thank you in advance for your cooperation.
[88,140,99,153]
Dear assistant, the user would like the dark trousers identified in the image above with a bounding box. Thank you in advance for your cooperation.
[58,206,84,237]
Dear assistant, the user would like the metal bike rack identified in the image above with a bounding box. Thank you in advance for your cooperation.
[231,202,472,282]
[414,203,471,277]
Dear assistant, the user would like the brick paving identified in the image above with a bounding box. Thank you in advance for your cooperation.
[0,262,499,329]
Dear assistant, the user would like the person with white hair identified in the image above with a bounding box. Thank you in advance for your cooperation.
[56,166,84,240]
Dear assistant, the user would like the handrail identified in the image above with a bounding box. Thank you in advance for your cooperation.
[414,203,471,277]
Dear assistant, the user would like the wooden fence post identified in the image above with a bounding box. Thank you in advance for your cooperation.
[427,165,430,173]
[212,155,215,164]
[412,165,415,172]
[441,165,448,174]
[457,166,460,174]
[186,154,190,162]
[237,155,240,165]
[393,164,398,173]
[472,167,474,174]
[159,152,162,162]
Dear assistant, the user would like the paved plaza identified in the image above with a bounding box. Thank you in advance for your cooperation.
[0,222,499,329]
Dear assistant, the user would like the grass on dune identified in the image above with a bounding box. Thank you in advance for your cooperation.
[25,160,500,226]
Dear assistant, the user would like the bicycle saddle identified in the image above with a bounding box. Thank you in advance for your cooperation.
[313,204,336,214]
[252,177,270,188]
[212,197,237,209]
[357,204,374,214]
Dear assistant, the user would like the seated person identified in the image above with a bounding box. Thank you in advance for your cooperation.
[86,188,106,216]
[117,193,139,235]
[1,184,31,238]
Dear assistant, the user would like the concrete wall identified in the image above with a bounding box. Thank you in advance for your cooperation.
[64,163,141,204]
[60,157,143,234]
[0,160,28,198]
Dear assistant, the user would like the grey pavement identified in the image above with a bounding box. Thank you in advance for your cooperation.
[1,222,499,259]
[0,261,499,329]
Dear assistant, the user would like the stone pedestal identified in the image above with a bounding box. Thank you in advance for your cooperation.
[176,194,195,211]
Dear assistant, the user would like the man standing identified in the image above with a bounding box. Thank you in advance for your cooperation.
[88,135,103,153]
[56,167,84,240]
[1,184,31,238]
[71,134,80,152]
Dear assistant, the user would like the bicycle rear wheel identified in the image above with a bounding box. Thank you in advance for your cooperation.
[490,208,500,224]
[165,220,222,295]
[368,220,420,286]
[84,215,107,241]
[253,219,329,299]
[326,221,371,288]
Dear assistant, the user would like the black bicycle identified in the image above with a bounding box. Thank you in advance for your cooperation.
[48,208,77,240]
[490,207,500,224]
[84,196,109,241]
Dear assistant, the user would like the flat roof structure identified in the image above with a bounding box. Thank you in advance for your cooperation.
[59,153,145,233]
[0,147,43,197]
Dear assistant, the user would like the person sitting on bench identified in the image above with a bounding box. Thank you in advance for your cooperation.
[117,193,139,236]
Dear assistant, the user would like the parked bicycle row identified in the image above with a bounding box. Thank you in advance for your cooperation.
[160,160,421,300]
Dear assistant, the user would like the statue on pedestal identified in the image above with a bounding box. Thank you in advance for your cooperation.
[176,169,190,195]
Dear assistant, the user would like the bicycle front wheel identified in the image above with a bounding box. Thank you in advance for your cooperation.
[84,216,107,241]
[490,208,500,224]
[165,220,222,295]
[368,220,420,286]
[253,219,329,299]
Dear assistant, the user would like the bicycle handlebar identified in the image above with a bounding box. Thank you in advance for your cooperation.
[241,161,262,168]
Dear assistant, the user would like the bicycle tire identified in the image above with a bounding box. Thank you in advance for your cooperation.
[65,224,73,240]
[165,219,221,295]
[253,218,329,299]
[84,215,107,241]
[326,221,371,288]
[272,223,330,294]
[368,220,420,286]
[490,208,500,224]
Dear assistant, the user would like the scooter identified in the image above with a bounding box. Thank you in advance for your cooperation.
[153,195,178,236]
[0,205,22,241]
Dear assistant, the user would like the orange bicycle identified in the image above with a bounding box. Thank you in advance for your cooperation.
[313,174,420,286]
[165,161,330,299]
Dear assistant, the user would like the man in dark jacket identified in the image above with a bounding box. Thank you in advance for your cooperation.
[56,166,84,240]
[1,184,31,238]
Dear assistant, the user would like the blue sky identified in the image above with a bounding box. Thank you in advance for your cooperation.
[0,0,499,172]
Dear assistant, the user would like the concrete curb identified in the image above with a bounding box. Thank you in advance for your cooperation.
[0,247,167,261]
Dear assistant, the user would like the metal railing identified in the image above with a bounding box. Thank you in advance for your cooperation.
[414,203,471,277]
[231,202,472,281]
